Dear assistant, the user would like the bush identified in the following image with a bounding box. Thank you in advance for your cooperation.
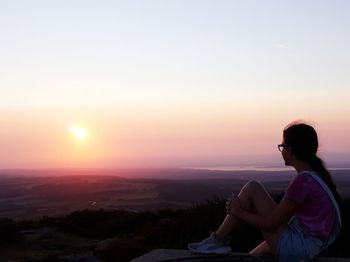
[0,218,23,246]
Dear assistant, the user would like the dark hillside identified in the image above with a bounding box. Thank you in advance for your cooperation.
[0,194,349,261]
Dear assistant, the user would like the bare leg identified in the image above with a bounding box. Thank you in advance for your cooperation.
[249,241,273,256]
[215,180,284,254]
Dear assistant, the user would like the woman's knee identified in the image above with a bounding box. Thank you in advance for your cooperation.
[237,180,264,208]
[241,180,264,196]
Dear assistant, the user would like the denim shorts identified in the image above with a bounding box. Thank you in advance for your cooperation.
[275,217,323,262]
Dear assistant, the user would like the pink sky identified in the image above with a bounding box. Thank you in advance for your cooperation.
[1,1,349,169]
[1,101,349,169]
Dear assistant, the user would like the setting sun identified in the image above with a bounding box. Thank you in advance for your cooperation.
[69,125,88,140]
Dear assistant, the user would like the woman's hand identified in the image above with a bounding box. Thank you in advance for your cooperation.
[226,194,241,215]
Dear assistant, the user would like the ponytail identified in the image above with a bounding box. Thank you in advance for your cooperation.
[310,155,342,206]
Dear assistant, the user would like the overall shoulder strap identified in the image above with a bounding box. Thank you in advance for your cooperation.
[299,170,341,227]
[300,170,341,248]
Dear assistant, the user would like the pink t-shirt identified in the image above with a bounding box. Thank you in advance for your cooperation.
[285,172,336,240]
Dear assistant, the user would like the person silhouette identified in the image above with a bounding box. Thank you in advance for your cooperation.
[188,121,341,262]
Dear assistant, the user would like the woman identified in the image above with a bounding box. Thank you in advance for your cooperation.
[188,122,341,262]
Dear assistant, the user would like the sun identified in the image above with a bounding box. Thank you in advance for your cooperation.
[69,125,88,140]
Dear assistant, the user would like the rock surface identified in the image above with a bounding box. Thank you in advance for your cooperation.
[131,249,350,262]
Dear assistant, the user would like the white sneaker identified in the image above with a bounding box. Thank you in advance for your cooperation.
[188,232,232,255]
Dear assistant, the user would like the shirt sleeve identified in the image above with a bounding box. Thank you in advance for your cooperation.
[285,174,311,204]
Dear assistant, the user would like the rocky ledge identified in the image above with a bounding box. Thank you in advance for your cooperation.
[131,249,350,262]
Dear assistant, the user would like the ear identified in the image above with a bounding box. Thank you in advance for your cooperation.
[286,146,294,157]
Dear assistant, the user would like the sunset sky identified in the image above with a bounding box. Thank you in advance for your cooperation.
[1,1,349,169]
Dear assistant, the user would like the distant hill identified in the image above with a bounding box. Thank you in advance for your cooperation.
[1,168,350,219]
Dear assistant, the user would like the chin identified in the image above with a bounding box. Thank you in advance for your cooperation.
[284,161,291,166]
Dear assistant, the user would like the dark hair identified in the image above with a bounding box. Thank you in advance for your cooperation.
[283,122,342,206]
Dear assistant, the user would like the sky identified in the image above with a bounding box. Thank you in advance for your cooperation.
[0,0,350,169]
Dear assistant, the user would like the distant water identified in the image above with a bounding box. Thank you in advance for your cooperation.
[188,166,350,172]
[199,166,293,171]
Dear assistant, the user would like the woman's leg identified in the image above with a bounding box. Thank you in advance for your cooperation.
[249,241,273,256]
[215,180,284,254]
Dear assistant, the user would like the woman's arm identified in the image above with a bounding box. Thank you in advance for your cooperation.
[229,196,297,232]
